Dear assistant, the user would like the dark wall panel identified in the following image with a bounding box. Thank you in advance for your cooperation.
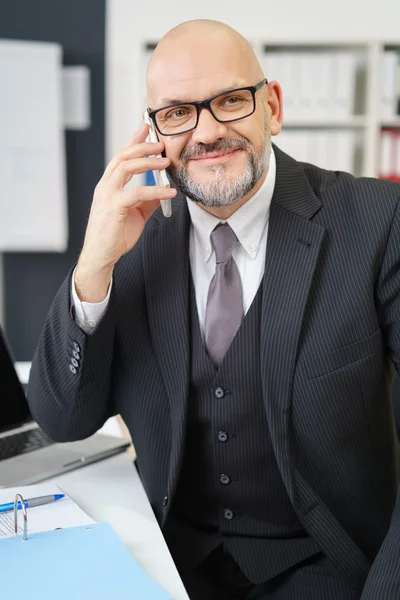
[0,0,106,359]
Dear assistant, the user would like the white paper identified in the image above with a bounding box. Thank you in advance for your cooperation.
[0,39,68,251]
[0,482,95,539]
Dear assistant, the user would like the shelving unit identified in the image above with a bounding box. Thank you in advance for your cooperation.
[140,40,400,180]
[381,118,400,128]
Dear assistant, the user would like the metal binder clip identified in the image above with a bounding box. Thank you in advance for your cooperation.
[14,494,28,541]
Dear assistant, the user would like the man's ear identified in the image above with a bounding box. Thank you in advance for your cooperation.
[265,81,283,136]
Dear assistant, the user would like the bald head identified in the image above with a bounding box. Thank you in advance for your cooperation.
[147,20,264,109]
[144,20,276,215]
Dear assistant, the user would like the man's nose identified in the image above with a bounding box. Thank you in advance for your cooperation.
[191,108,228,145]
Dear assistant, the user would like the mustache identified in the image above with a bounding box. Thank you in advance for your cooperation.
[180,137,253,162]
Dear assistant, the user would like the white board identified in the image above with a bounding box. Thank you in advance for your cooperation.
[0,39,68,251]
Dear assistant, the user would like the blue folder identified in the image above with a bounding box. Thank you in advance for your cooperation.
[0,522,173,599]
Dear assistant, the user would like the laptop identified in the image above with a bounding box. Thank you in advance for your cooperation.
[0,326,130,487]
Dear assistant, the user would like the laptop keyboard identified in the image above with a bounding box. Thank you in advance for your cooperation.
[0,428,55,461]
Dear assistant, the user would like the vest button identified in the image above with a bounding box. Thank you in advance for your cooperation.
[215,387,225,399]
[162,495,169,507]
[220,474,230,485]
[218,431,228,442]
[224,509,234,520]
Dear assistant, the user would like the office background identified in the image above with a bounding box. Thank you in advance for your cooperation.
[0,0,105,360]
[1,0,400,359]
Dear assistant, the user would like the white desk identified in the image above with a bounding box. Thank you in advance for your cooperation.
[48,452,189,600]
[14,362,189,600]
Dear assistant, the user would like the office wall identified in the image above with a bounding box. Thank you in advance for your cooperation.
[0,0,106,360]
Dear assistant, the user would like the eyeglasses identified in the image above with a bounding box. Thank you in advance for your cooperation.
[148,78,268,136]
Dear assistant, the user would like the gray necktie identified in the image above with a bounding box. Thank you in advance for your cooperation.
[205,223,243,367]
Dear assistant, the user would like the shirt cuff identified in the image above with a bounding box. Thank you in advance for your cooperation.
[71,267,112,334]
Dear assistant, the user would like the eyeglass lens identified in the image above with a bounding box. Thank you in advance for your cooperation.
[155,89,255,134]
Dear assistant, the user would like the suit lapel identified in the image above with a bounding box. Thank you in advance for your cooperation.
[143,199,191,491]
[260,146,326,499]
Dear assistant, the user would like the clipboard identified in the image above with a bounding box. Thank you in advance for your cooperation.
[0,494,173,599]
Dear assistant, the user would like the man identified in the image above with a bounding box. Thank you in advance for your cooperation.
[28,19,400,600]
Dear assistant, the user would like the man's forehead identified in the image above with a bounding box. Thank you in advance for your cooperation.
[147,34,257,105]
[147,54,252,108]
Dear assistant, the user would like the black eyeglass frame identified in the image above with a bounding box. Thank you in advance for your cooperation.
[148,78,268,136]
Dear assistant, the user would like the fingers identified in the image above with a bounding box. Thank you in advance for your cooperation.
[118,186,177,209]
[103,124,165,181]
[110,157,171,188]
[123,142,166,159]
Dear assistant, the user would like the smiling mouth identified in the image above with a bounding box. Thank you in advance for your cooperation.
[188,149,241,164]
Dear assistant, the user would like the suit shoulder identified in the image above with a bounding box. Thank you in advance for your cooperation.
[301,161,400,216]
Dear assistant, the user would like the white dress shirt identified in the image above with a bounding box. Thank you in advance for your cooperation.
[71,148,276,335]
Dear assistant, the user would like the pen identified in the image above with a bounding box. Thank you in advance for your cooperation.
[0,493,65,514]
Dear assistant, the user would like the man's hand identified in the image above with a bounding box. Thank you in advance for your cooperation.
[75,124,177,302]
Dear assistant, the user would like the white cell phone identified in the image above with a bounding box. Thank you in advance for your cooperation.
[143,110,172,218]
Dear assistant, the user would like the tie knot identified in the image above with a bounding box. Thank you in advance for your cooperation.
[211,224,238,264]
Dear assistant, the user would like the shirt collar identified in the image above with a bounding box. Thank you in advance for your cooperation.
[186,146,276,262]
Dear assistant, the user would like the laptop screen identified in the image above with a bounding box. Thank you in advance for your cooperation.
[0,327,32,433]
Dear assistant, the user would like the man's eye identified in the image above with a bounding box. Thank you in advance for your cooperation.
[167,108,188,119]
[224,96,241,105]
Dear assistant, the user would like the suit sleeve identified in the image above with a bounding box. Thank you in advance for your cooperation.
[70,267,112,334]
[376,197,400,374]
[27,266,117,442]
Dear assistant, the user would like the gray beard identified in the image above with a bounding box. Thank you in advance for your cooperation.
[167,120,272,208]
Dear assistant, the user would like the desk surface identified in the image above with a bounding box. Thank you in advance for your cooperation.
[14,362,189,599]
[47,452,189,600]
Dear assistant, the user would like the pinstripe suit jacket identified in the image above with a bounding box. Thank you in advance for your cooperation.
[28,145,400,596]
